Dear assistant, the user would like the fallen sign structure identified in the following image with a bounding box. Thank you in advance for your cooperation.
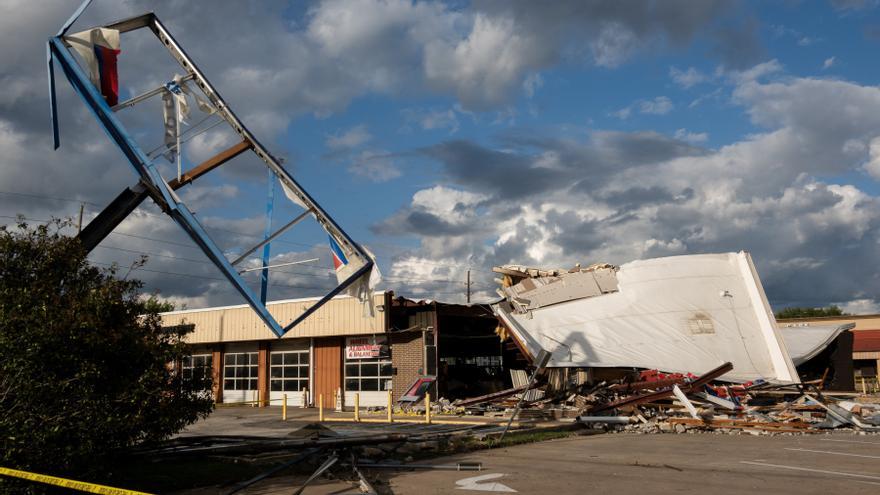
[46,2,379,337]
[493,252,801,383]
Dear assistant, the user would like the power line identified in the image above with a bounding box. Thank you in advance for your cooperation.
[1,194,496,274]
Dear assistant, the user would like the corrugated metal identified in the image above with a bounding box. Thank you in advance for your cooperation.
[160,293,388,344]
[854,330,880,353]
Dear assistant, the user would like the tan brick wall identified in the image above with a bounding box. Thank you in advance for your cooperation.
[391,332,423,400]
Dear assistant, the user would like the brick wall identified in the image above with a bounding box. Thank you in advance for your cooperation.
[391,332,424,400]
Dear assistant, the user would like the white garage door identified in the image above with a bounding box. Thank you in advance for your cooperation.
[269,348,310,407]
[222,351,258,404]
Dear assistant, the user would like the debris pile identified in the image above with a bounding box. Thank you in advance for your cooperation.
[448,362,880,435]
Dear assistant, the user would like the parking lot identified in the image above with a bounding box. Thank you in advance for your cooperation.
[173,409,880,494]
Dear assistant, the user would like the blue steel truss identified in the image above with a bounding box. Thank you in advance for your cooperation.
[47,10,374,337]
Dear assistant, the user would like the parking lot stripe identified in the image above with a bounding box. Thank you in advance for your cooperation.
[740,461,880,484]
[820,438,880,446]
[784,447,880,459]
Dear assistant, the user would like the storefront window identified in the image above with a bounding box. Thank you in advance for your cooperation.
[223,352,258,390]
[344,336,392,392]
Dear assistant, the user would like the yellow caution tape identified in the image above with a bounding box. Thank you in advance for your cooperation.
[0,466,154,495]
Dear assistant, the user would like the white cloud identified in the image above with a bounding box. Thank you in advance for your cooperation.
[402,107,460,134]
[523,73,544,98]
[379,65,880,306]
[823,56,836,70]
[347,149,401,182]
[674,128,709,144]
[326,125,372,150]
[669,66,707,89]
[614,96,673,119]
[837,298,880,315]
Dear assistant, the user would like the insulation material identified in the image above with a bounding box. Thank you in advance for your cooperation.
[780,324,854,366]
[493,252,800,384]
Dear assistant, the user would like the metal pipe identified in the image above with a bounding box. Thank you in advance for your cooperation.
[576,416,633,424]
[231,209,313,266]
[111,73,195,111]
[238,258,319,274]
[357,462,483,471]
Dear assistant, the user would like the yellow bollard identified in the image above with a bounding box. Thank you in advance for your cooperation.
[319,394,324,422]
[282,393,287,421]
[387,390,393,423]
[862,377,868,395]
[425,393,432,424]
[354,393,360,422]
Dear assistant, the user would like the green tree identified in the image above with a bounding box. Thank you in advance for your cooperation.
[775,305,848,319]
[0,218,213,493]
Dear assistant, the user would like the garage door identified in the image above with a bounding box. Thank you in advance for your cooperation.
[269,347,310,407]
[222,351,258,404]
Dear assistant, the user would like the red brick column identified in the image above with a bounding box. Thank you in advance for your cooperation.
[211,346,223,404]
[258,342,269,407]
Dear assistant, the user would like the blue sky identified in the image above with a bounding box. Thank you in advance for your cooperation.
[3,0,880,312]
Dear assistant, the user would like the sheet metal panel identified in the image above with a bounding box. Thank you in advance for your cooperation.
[161,293,387,343]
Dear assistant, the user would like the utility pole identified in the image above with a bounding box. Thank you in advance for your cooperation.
[77,203,84,233]
[466,269,471,304]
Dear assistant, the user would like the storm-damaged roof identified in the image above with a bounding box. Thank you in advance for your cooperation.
[492,252,803,383]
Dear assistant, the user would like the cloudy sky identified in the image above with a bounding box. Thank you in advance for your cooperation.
[3,0,880,313]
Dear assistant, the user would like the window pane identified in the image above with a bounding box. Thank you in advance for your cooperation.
[249,353,258,365]
[345,364,359,377]
[234,367,245,378]
[300,353,309,365]
[271,354,282,365]
[298,366,308,380]
[282,366,295,378]
[270,380,282,391]
[361,364,378,377]
[249,379,258,390]
[379,363,393,377]
[249,365,258,378]
[225,354,234,365]
[283,353,295,365]
[270,367,283,378]
[361,378,379,391]
[345,378,359,391]
[224,367,234,378]
[224,379,235,389]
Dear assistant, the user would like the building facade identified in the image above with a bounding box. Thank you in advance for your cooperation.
[777,314,880,381]
[162,292,516,408]
[161,291,447,408]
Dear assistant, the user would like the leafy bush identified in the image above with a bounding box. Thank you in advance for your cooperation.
[0,219,213,492]
[775,305,847,319]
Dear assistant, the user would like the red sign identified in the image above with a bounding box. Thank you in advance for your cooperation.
[346,336,388,360]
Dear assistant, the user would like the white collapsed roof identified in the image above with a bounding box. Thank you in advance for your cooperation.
[493,252,802,384]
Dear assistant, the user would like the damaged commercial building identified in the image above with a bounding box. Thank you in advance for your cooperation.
[160,291,520,407]
[492,251,855,390]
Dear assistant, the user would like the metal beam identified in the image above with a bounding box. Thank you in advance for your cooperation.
[231,208,312,266]
[167,140,251,189]
[77,141,252,253]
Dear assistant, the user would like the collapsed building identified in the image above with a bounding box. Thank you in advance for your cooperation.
[492,251,854,389]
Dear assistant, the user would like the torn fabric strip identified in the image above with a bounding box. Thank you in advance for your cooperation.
[64,28,120,105]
